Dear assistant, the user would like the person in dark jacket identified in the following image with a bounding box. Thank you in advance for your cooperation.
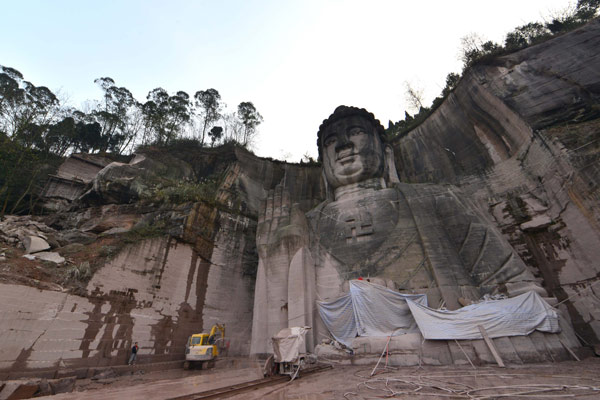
[128,342,139,365]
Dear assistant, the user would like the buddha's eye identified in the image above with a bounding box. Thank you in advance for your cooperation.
[348,127,364,136]
[324,136,336,147]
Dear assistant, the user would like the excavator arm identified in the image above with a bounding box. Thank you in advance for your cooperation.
[209,323,225,341]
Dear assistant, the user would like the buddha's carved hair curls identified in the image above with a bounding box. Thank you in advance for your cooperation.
[317,106,386,157]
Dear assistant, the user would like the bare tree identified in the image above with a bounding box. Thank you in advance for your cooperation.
[458,32,486,66]
[403,81,425,114]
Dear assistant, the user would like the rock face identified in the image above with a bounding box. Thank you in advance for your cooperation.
[392,19,600,348]
[1,20,600,374]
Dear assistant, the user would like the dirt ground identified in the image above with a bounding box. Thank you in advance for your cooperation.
[0,236,119,293]
[237,358,600,399]
[54,357,600,399]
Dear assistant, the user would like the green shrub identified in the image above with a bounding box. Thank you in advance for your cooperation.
[123,220,169,243]
[142,177,219,205]
[62,261,92,283]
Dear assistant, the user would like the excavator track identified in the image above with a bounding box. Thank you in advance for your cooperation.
[167,364,332,400]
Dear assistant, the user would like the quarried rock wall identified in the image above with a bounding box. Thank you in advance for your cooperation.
[0,209,257,375]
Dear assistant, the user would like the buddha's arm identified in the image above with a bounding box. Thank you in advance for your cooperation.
[253,185,310,349]
[434,191,544,296]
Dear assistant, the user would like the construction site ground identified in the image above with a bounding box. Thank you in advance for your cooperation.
[4,356,594,399]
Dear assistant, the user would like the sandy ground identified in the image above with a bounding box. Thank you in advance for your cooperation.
[47,357,600,399]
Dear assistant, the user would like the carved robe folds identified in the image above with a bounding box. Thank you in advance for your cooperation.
[250,182,543,355]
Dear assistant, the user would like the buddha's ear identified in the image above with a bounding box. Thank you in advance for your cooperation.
[384,144,400,184]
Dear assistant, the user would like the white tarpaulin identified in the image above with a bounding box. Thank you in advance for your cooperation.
[406,291,560,340]
[272,326,309,362]
[317,280,427,347]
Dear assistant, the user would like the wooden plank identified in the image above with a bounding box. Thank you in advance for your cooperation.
[7,384,39,400]
[454,339,476,369]
[559,338,580,361]
[478,325,505,367]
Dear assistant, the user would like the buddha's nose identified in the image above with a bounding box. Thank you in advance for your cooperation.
[335,133,352,152]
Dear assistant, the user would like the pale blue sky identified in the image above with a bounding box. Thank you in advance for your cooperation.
[1,0,573,160]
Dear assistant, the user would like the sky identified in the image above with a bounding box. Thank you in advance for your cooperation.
[1,0,574,161]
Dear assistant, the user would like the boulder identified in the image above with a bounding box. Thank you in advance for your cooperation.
[58,230,97,245]
[79,152,195,206]
[33,252,66,264]
[48,376,75,394]
[23,235,50,254]
[91,368,117,380]
[37,379,53,396]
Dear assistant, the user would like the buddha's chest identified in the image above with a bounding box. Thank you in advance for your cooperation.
[314,188,414,267]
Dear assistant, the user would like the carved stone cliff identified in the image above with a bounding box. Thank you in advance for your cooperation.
[1,20,599,376]
[393,19,600,346]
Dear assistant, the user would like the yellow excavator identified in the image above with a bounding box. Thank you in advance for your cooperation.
[184,324,226,370]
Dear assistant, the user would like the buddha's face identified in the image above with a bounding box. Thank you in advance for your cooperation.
[321,115,385,189]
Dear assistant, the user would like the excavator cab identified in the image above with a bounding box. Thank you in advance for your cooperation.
[184,324,225,369]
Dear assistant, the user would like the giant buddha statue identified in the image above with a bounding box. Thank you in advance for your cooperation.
[250,106,544,355]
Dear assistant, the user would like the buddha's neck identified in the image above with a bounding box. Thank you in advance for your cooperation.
[333,178,386,201]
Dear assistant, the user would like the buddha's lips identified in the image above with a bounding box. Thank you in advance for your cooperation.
[336,152,356,162]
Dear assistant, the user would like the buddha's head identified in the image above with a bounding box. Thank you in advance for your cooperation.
[318,106,393,190]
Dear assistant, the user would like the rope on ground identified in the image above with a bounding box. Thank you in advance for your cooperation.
[370,327,405,377]
[345,371,600,399]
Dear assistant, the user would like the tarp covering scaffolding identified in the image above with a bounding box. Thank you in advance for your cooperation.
[317,280,427,347]
[407,290,560,340]
[317,280,560,347]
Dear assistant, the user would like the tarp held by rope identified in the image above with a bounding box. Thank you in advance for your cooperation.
[317,280,559,347]
[406,290,560,340]
[317,280,427,347]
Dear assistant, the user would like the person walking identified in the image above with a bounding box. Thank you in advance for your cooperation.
[128,342,139,365]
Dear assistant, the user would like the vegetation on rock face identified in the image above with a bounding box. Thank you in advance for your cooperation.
[386,72,460,140]
[141,177,220,205]
[460,0,600,68]
[386,1,599,141]
[123,220,170,243]
[0,65,263,216]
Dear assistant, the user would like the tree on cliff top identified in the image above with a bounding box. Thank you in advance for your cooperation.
[141,88,192,145]
[460,0,599,69]
[0,66,67,215]
[194,88,222,146]
[237,101,263,147]
[0,66,60,147]
[91,77,142,154]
